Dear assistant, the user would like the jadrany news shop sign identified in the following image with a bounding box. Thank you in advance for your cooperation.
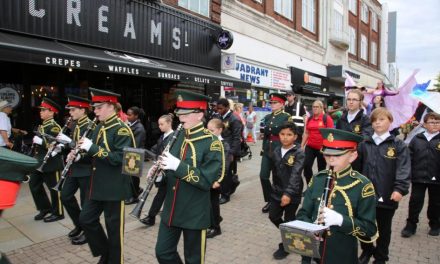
[0,0,222,70]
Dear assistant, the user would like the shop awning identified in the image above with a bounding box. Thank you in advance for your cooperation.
[0,31,250,88]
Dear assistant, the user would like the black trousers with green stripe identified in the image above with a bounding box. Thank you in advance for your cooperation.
[29,170,63,216]
[79,200,125,264]
[156,222,206,264]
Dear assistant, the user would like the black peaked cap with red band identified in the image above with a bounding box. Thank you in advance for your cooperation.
[269,93,287,104]
[89,88,120,107]
[319,128,363,156]
[39,97,61,114]
[66,94,91,109]
[174,90,211,115]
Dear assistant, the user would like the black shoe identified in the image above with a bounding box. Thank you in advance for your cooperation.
[206,228,222,239]
[43,214,64,223]
[71,233,87,245]
[34,210,50,221]
[68,227,82,238]
[359,250,374,264]
[428,228,440,236]
[219,196,230,205]
[97,255,108,264]
[140,216,155,226]
[401,223,416,238]
[124,197,139,205]
[262,202,270,213]
[372,261,385,264]
[273,243,289,260]
[230,180,240,195]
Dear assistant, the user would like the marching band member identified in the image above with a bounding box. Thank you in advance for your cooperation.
[57,95,95,245]
[29,98,65,222]
[155,90,223,264]
[78,88,135,264]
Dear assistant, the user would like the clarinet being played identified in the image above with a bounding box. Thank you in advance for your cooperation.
[315,166,334,225]
[130,123,183,219]
[53,118,97,192]
[35,117,72,173]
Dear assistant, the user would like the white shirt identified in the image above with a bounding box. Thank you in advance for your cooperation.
[245,111,256,123]
[0,112,12,147]
[372,132,391,145]
[163,130,174,139]
[281,145,295,158]
[424,131,439,142]
[222,110,232,120]
[347,110,360,123]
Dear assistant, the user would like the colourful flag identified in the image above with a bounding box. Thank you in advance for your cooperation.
[385,69,420,129]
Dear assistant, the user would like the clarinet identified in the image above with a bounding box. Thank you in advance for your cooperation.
[53,118,97,192]
[130,124,183,219]
[315,166,334,225]
[36,117,72,173]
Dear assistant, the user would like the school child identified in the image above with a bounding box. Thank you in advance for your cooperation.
[357,107,411,264]
[269,121,305,259]
[401,112,440,237]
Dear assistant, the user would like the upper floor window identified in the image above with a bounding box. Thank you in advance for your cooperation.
[372,13,378,31]
[274,0,293,20]
[361,2,369,23]
[349,0,357,15]
[302,0,316,32]
[371,41,377,65]
[333,0,343,33]
[178,0,210,17]
[254,0,263,3]
[349,26,357,55]
[361,34,368,60]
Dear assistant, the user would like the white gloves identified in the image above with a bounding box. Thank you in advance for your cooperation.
[51,143,64,157]
[79,138,93,152]
[322,207,343,227]
[33,136,43,145]
[160,151,180,171]
[146,166,156,180]
[56,133,72,144]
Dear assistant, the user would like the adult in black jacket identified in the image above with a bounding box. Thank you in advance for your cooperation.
[125,106,147,205]
[140,114,174,226]
[216,98,243,204]
[337,90,373,139]
[401,112,440,237]
[357,108,411,264]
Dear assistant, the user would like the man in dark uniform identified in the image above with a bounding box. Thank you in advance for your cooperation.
[56,95,95,245]
[29,98,66,222]
[216,98,242,204]
[155,90,224,264]
[78,88,135,264]
[0,148,38,264]
[284,91,306,143]
[296,128,378,264]
[259,93,291,213]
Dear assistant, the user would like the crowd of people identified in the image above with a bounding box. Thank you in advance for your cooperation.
[0,81,439,264]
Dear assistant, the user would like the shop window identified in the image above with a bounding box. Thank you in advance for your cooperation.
[302,0,316,32]
[178,0,210,17]
[371,41,377,65]
[349,0,357,15]
[361,2,369,23]
[361,34,368,60]
[274,0,293,20]
[349,26,357,55]
[31,86,60,107]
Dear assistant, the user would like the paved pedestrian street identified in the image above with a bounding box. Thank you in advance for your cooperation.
[1,142,439,263]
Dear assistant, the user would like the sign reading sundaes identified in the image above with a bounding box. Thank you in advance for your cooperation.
[0,0,221,69]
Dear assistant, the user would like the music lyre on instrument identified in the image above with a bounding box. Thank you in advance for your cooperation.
[129,124,183,219]
[53,118,97,192]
